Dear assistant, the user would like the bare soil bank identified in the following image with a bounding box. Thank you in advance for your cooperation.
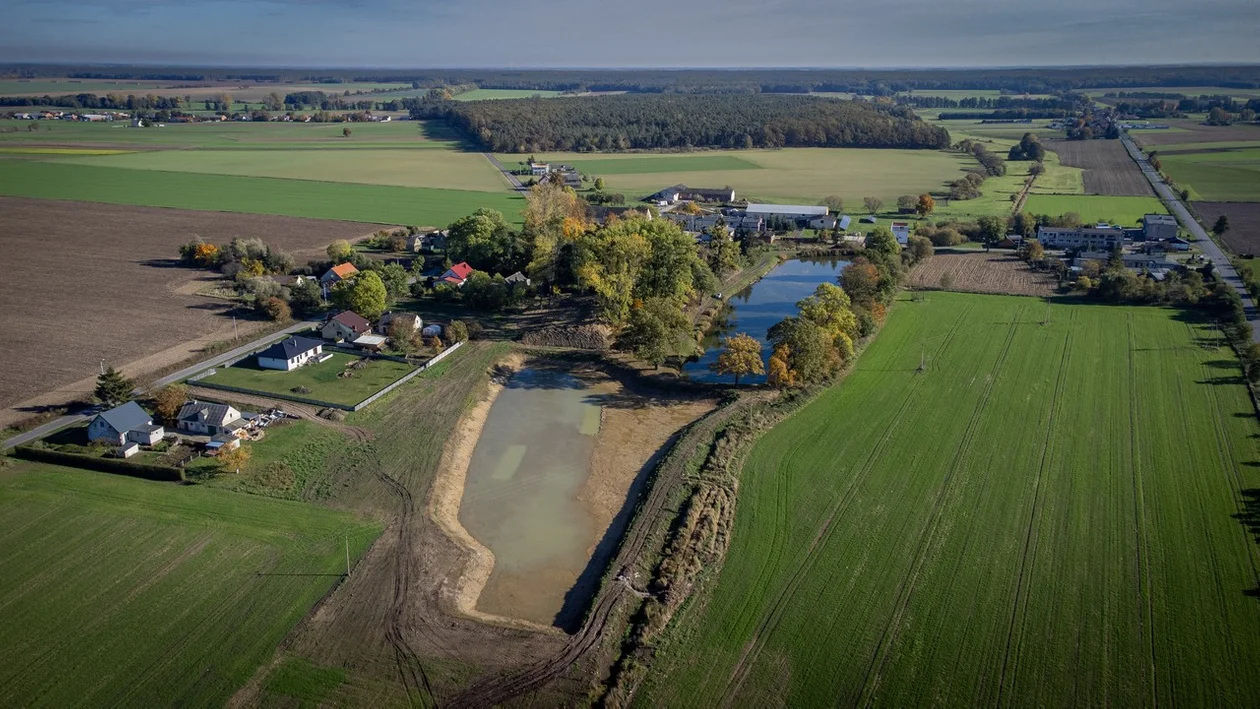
[430,353,715,630]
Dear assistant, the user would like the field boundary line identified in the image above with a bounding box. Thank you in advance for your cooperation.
[858,306,1025,707]
[719,304,973,707]
[994,309,1074,706]
[1127,315,1159,706]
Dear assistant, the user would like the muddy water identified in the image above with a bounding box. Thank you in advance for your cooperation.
[458,367,605,628]
[683,257,849,383]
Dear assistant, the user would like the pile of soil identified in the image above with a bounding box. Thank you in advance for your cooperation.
[520,324,611,350]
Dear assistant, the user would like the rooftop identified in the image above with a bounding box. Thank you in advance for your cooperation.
[257,335,325,361]
[744,203,830,217]
[94,401,152,434]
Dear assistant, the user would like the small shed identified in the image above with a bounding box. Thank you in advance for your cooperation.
[421,324,442,337]
[117,442,140,459]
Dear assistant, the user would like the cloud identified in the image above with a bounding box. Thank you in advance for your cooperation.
[1,0,1257,67]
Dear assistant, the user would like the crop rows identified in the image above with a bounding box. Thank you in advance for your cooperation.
[640,292,1260,707]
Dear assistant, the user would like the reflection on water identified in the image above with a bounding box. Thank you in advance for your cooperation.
[683,258,848,384]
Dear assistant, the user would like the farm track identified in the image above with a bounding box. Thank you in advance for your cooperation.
[450,397,752,708]
[858,307,1024,705]
[719,307,973,706]
[995,310,1074,705]
[1127,317,1159,706]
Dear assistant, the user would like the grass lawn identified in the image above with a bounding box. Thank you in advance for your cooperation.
[642,292,1260,707]
[0,159,524,227]
[0,461,381,706]
[506,148,977,205]
[197,352,413,407]
[1022,194,1167,225]
[1161,147,1260,202]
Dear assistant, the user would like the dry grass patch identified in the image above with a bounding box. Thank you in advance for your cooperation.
[909,251,1059,297]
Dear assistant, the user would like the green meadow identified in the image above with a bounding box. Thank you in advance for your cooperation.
[642,292,1260,707]
[1022,194,1167,224]
[1160,147,1260,202]
[0,462,381,707]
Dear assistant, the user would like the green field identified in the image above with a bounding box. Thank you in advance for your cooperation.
[0,462,382,706]
[452,88,563,101]
[504,148,976,204]
[0,160,524,226]
[642,292,1260,707]
[1160,147,1260,202]
[1022,194,1166,224]
[197,352,413,406]
[0,119,462,149]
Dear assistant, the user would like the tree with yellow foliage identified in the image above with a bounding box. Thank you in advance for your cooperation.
[711,333,764,385]
[217,445,250,473]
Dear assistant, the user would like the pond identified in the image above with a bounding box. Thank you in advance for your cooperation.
[683,257,849,384]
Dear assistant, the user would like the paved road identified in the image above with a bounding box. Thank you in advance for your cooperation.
[1,320,319,451]
[1121,132,1260,343]
[483,153,526,191]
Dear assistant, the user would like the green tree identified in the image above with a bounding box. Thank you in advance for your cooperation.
[707,221,742,278]
[95,366,135,407]
[447,208,514,271]
[865,226,900,255]
[258,296,291,322]
[151,384,188,423]
[896,195,917,213]
[635,219,703,305]
[617,297,688,369]
[976,215,1005,247]
[1213,215,1230,236]
[574,222,651,325]
[289,278,322,315]
[445,320,470,344]
[796,282,859,358]
[863,196,884,214]
[326,239,353,262]
[346,271,387,320]
[907,234,934,264]
[840,258,883,308]
[710,333,764,384]
[768,317,838,383]
[594,177,605,191]
[821,195,844,213]
[378,262,410,301]
[463,271,509,311]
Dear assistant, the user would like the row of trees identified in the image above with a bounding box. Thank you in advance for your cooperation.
[423,94,951,152]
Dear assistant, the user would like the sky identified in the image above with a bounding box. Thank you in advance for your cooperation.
[2,0,1258,68]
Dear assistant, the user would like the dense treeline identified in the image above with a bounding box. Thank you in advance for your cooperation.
[1111,94,1260,119]
[936,109,1070,121]
[7,64,1260,94]
[424,94,950,152]
[897,95,1080,110]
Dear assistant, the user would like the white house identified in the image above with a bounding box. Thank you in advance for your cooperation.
[88,401,164,446]
[256,335,324,371]
[1036,225,1126,251]
[529,161,550,176]
[378,311,422,335]
[176,401,243,436]
[891,222,911,246]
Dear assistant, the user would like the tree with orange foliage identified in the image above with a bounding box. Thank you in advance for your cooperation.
[916,193,935,217]
[766,344,798,389]
[192,242,220,267]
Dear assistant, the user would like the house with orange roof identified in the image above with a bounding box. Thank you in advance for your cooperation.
[320,262,359,287]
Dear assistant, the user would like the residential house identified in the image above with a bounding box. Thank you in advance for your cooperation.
[810,215,839,231]
[321,262,359,288]
[1163,236,1192,251]
[890,222,912,246]
[378,311,422,335]
[505,271,531,287]
[529,161,550,176]
[257,335,324,370]
[440,262,474,286]
[269,274,315,288]
[176,401,243,436]
[1142,213,1179,242]
[322,311,372,342]
[647,184,736,205]
[88,401,164,446]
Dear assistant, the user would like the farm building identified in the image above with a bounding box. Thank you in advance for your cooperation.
[529,161,550,176]
[353,334,388,351]
[176,401,242,436]
[1143,214,1179,241]
[744,204,830,221]
[320,262,359,287]
[1036,225,1126,251]
[648,185,736,204]
[811,215,839,231]
[87,401,164,446]
[378,311,422,335]
[441,262,474,286]
[505,271,531,286]
[838,215,853,230]
[257,335,325,370]
[322,312,372,342]
[891,222,911,246]
[206,432,241,455]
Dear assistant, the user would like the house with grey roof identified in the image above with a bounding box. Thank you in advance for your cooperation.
[257,335,324,371]
[176,401,243,437]
[88,401,164,446]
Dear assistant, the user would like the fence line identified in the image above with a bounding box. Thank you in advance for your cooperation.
[349,341,464,410]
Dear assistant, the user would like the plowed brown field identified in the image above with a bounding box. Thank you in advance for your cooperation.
[1193,201,1260,254]
[0,196,386,413]
[909,251,1059,297]
[1047,139,1152,196]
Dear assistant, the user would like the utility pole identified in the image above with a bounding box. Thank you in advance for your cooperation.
[100,359,105,376]
[233,315,239,341]
[345,536,350,577]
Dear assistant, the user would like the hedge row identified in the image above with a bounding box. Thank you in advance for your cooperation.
[13,446,184,482]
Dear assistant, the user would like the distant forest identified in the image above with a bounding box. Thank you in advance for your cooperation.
[417,94,950,152]
[5,64,1260,95]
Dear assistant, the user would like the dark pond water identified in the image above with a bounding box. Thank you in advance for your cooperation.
[682,258,849,384]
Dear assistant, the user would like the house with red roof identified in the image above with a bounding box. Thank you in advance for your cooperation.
[320,262,359,287]
[440,262,474,286]
[321,310,372,342]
